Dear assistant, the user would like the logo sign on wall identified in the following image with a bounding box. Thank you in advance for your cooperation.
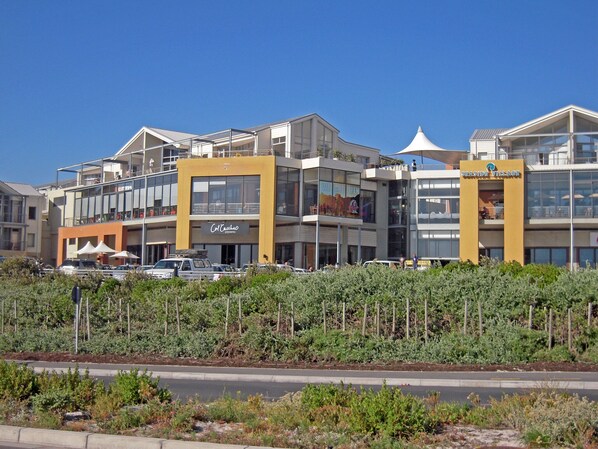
[591,232,598,248]
[201,222,249,236]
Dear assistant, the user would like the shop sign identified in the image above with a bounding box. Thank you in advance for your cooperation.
[591,232,598,248]
[201,222,249,236]
[461,162,521,179]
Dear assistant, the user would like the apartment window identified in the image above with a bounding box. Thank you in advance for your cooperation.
[26,233,35,248]
[28,207,36,220]
[525,248,567,266]
[272,136,286,157]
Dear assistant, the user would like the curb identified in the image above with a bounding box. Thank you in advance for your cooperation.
[0,425,284,449]
[31,367,598,391]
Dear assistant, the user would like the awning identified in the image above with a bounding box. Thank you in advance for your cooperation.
[395,126,468,166]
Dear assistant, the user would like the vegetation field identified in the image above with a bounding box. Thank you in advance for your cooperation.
[0,257,597,366]
[0,360,596,448]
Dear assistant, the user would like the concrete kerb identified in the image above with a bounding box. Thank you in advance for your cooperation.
[30,367,598,391]
[0,425,286,449]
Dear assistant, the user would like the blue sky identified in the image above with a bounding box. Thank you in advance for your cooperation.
[1,0,597,184]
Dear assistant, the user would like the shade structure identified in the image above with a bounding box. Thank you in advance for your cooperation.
[94,241,116,254]
[561,193,584,200]
[109,250,140,259]
[76,241,96,255]
[395,126,468,166]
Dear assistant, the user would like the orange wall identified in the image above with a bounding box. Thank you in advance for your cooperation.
[57,222,126,266]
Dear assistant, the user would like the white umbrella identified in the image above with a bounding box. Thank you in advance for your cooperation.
[561,194,584,200]
[110,251,140,260]
[94,241,116,254]
[76,241,96,255]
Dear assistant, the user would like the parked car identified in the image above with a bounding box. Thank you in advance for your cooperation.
[58,259,99,275]
[112,264,140,280]
[145,254,213,279]
[363,260,402,269]
[241,263,295,273]
[211,263,238,280]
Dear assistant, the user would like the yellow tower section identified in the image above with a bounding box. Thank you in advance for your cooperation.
[176,156,277,263]
[459,159,525,264]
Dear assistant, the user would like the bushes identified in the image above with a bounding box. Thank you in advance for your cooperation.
[301,383,438,439]
[110,369,170,406]
[1,264,597,366]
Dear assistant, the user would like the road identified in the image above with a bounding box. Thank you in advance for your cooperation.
[17,360,598,404]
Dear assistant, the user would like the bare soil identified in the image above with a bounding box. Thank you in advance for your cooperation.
[5,351,598,372]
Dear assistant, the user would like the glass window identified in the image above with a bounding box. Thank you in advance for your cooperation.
[276,167,299,216]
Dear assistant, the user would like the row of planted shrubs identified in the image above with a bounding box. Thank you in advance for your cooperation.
[0,360,596,448]
[0,258,597,364]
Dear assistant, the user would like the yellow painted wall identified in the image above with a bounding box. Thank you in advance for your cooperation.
[460,160,525,264]
[176,156,277,263]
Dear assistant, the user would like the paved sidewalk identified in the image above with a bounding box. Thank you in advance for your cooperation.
[0,425,284,449]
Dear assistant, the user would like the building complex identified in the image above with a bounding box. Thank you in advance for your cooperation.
[31,104,598,269]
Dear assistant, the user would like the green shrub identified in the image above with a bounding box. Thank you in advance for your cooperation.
[532,345,574,362]
[0,361,37,401]
[579,345,598,364]
[31,389,72,413]
[347,385,438,438]
[110,369,170,406]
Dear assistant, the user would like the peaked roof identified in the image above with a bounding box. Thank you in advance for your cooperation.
[395,126,468,165]
[498,104,598,138]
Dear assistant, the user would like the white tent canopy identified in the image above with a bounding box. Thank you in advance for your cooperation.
[109,250,139,259]
[395,126,468,166]
[94,241,116,254]
[76,241,96,255]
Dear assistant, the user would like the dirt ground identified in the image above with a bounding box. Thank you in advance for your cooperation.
[5,351,598,372]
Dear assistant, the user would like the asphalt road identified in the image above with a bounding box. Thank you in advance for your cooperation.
[17,360,598,404]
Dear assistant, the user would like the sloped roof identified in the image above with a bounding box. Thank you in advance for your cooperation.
[145,127,197,143]
[395,126,468,165]
[499,104,598,137]
[4,182,42,197]
[470,128,509,140]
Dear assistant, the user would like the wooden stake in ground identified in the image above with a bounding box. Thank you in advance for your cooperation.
[127,302,131,341]
[463,299,468,336]
[1,299,4,334]
[589,302,593,328]
[322,301,327,335]
[424,297,428,344]
[224,297,230,338]
[376,302,380,337]
[290,302,295,338]
[86,297,90,341]
[118,297,122,334]
[342,302,346,332]
[478,301,483,336]
[392,302,396,335]
[406,298,410,339]
[548,308,553,349]
[175,298,180,335]
[238,297,243,335]
[13,300,17,333]
[528,304,534,329]
[164,300,168,336]
[362,303,368,336]
[567,308,572,351]
[277,302,281,333]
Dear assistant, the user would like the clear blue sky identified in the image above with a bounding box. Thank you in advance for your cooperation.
[1,0,597,185]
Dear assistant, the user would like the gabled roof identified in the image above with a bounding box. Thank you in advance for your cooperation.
[499,104,598,138]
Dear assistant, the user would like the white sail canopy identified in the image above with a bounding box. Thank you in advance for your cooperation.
[76,241,96,255]
[94,241,116,254]
[395,126,467,166]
